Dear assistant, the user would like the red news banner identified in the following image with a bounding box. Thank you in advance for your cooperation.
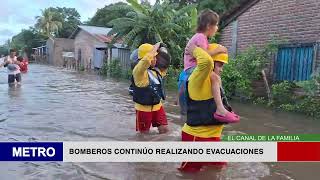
[224,134,320,161]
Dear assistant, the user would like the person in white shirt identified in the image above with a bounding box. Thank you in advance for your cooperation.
[0,49,21,85]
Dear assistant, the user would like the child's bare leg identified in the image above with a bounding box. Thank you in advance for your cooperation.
[210,72,228,116]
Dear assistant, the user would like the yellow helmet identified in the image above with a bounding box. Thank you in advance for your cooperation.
[208,43,228,64]
[138,43,156,59]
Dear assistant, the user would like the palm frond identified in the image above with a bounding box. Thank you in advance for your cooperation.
[126,11,137,18]
[175,4,197,17]
[123,26,143,43]
[126,0,149,15]
[107,4,133,12]
[160,22,183,32]
[131,35,143,49]
[190,8,198,31]
[108,17,135,25]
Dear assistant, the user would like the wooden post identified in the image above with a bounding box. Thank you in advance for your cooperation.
[262,69,272,102]
[230,20,238,58]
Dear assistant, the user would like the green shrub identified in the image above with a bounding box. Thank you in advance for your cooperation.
[220,42,278,98]
[222,58,252,98]
[122,68,132,80]
[268,78,320,118]
[278,104,296,111]
[296,70,320,96]
[109,59,122,78]
[100,61,109,76]
[79,65,85,71]
[271,81,296,106]
[164,66,181,90]
[295,96,320,118]
[100,58,126,78]
[253,97,267,105]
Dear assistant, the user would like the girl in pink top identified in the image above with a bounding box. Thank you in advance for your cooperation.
[183,9,239,123]
[183,32,209,70]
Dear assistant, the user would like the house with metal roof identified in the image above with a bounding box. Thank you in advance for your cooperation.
[69,25,128,70]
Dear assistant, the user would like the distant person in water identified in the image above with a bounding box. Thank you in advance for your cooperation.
[17,56,28,73]
[0,49,21,86]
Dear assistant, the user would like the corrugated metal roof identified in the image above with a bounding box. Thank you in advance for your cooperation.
[69,25,113,43]
[79,25,112,36]
[79,25,112,43]
[93,34,112,43]
[69,25,127,46]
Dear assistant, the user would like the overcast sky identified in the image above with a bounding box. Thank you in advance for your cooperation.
[0,0,156,45]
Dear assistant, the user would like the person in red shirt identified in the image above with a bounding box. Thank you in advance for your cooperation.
[17,56,28,73]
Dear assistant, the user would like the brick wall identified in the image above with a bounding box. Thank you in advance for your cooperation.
[220,0,320,56]
[220,25,232,50]
[220,0,320,96]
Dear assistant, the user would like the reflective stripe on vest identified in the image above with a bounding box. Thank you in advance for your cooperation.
[147,69,160,85]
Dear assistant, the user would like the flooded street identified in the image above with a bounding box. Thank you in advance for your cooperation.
[0,64,319,180]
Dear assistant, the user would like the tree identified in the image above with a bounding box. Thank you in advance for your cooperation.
[0,45,9,56]
[47,7,81,38]
[35,8,62,37]
[88,2,132,27]
[0,39,13,56]
[4,6,80,58]
[10,28,46,57]
[108,0,197,67]
[169,0,198,6]
[198,0,241,15]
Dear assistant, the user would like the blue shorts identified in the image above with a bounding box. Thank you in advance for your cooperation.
[8,73,21,84]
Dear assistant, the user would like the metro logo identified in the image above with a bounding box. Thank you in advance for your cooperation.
[0,142,63,161]
[12,147,55,157]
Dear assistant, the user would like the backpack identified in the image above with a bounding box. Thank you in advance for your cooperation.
[177,68,194,115]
